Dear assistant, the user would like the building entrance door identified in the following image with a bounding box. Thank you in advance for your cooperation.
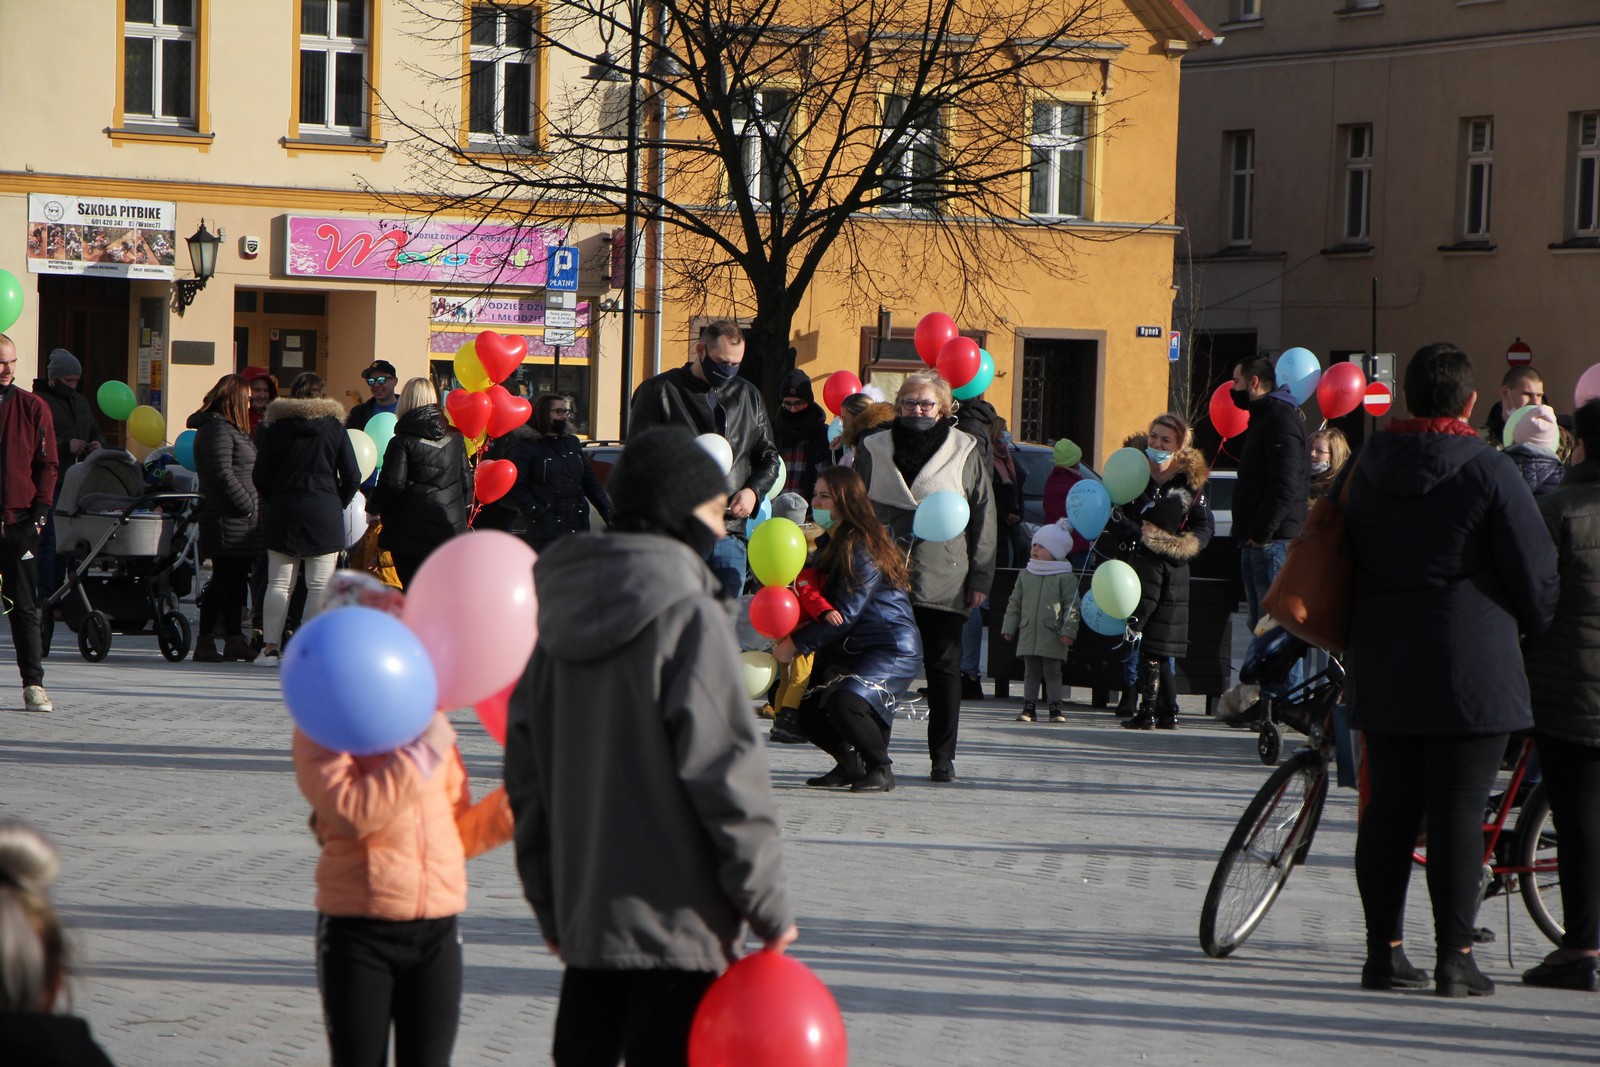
[270,328,320,385]
[35,275,131,445]
[1019,338,1098,465]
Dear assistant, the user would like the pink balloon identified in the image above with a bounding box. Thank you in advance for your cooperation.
[1577,364,1600,409]
[402,531,538,710]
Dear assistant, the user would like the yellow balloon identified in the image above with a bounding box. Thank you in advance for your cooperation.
[128,405,166,448]
[454,341,493,392]
[748,518,807,588]
[464,431,487,456]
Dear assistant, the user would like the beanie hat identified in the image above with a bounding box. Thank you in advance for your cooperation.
[1143,495,1189,535]
[1031,523,1073,562]
[772,491,808,525]
[778,369,816,403]
[1513,404,1559,451]
[608,427,729,536]
[47,349,81,379]
[1053,438,1082,468]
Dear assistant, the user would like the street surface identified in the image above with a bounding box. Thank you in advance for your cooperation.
[2,632,1593,1066]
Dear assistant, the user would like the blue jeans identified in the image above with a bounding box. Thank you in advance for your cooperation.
[960,606,983,676]
[1241,540,1300,687]
[708,534,748,599]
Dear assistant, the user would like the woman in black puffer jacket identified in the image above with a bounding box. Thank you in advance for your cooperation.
[486,394,610,552]
[188,374,261,663]
[370,378,470,586]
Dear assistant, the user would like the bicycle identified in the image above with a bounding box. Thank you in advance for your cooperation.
[1198,630,1564,959]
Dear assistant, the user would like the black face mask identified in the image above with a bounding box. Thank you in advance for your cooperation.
[675,517,722,565]
[701,355,740,386]
[549,419,568,436]
[779,404,809,421]
[896,415,939,434]
[1230,387,1252,411]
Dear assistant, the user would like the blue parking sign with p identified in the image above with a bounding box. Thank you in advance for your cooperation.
[547,245,579,292]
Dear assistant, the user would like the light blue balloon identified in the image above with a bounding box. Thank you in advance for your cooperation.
[912,490,970,542]
[1081,590,1124,636]
[364,411,399,470]
[1275,347,1322,406]
[952,349,995,401]
[280,607,439,755]
[173,429,197,471]
[827,416,844,444]
[1065,479,1112,541]
[745,497,772,538]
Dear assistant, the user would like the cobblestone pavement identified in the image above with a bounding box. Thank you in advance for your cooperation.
[2,636,1594,1066]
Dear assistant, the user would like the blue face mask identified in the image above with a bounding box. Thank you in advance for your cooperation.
[812,507,834,530]
[1146,447,1174,465]
[1000,431,1013,447]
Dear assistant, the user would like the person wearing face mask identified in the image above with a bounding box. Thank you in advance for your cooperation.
[1230,355,1309,632]
[853,372,996,782]
[1308,427,1352,503]
[773,369,830,504]
[505,426,797,1066]
[628,321,782,597]
[481,394,612,552]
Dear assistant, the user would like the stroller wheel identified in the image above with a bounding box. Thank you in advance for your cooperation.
[157,611,191,663]
[79,611,112,662]
[1257,721,1283,766]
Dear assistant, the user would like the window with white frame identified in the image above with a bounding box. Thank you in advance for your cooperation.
[468,3,537,143]
[881,95,940,213]
[1029,101,1089,219]
[1233,0,1261,21]
[1573,111,1600,237]
[1463,117,1493,239]
[731,88,796,207]
[1228,131,1255,246]
[1343,124,1372,242]
[299,0,369,135]
[124,0,196,124]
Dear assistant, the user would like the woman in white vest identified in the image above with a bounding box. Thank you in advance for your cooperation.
[853,371,996,782]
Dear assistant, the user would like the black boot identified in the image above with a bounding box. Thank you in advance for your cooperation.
[961,673,985,701]
[850,765,896,792]
[1155,660,1179,728]
[1114,688,1139,717]
[1436,950,1495,998]
[1121,656,1159,730]
[1361,944,1430,990]
[806,751,866,788]
[1015,700,1036,723]
[1048,701,1066,723]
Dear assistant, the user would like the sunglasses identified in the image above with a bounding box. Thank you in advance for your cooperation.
[366,376,390,386]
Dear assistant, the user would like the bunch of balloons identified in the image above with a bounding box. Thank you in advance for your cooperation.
[96,380,167,449]
[913,312,996,401]
[281,530,539,753]
[746,517,806,641]
[1209,347,1371,443]
[448,330,535,508]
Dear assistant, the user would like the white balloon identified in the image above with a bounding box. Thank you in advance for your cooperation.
[695,433,734,476]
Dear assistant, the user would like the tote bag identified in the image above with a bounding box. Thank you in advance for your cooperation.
[1260,456,1362,655]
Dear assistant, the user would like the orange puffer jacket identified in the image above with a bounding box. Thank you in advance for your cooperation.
[293,724,513,920]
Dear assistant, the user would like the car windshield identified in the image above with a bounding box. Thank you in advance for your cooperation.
[1012,448,1056,497]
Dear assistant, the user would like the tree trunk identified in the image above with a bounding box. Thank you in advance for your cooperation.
[742,289,800,414]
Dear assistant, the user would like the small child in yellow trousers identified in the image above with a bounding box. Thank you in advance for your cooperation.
[762,493,839,718]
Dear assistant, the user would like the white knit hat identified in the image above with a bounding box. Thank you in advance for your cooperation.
[1513,405,1559,451]
[1031,523,1073,562]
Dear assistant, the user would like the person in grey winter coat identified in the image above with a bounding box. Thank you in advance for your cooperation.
[188,374,261,663]
[1519,399,1600,992]
[504,426,796,1067]
[369,378,470,587]
[1002,523,1079,723]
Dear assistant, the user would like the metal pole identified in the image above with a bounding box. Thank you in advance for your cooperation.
[618,7,642,438]
[648,2,667,378]
[1369,275,1378,440]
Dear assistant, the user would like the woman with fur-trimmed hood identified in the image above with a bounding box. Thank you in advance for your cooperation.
[1122,494,1205,730]
[838,399,895,468]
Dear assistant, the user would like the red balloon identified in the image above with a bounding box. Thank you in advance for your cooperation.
[936,336,981,390]
[913,312,958,367]
[1208,382,1250,441]
[446,388,493,439]
[1317,361,1368,420]
[474,331,528,384]
[689,951,847,1067]
[486,384,534,438]
[748,586,801,640]
[473,681,515,745]
[474,458,518,504]
[820,371,862,417]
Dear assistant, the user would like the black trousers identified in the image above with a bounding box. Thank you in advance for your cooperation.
[552,967,717,1067]
[316,914,462,1067]
[199,556,252,638]
[1355,732,1506,954]
[0,523,44,687]
[798,689,892,769]
[915,606,967,769]
[1534,735,1600,951]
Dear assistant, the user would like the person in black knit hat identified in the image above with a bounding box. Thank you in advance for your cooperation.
[1121,492,1203,731]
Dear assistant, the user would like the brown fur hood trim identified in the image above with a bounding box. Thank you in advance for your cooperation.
[1119,432,1209,490]
[1140,525,1202,563]
[261,397,348,426]
[844,401,896,449]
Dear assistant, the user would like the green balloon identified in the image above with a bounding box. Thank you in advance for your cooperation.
[1091,559,1142,619]
[0,269,22,333]
[364,411,398,469]
[97,381,138,421]
[1102,447,1152,505]
[748,517,807,588]
[1502,404,1535,448]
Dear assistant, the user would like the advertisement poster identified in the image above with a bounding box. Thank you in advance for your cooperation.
[26,193,178,279]
[287,216,566,287]
[429,293,590,328]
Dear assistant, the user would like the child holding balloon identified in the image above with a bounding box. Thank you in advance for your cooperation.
[1002,524,1080,723]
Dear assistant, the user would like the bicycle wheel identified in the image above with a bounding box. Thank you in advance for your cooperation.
[1200,749,1330,958]
[1515,783,1565,946]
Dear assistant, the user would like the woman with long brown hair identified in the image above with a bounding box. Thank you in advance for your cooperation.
[188,373,261,663]
[774,467,923,792]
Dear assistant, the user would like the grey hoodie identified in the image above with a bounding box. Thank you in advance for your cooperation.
[504,531,793,971]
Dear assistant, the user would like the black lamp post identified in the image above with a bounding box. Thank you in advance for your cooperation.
[175,221,221,312]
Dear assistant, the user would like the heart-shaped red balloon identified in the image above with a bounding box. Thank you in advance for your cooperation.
[474,331,528,384]
[446,388,493,439]
[486,384,533,438]
[474,458,518,504]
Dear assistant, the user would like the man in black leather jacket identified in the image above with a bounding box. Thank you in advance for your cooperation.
[627,321,781,594]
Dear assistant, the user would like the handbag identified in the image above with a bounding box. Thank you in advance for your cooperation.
[1260,454,1362,655]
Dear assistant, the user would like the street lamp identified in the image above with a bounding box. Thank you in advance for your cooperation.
[175,221,221,313]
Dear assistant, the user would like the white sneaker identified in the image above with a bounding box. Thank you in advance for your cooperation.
[23,685,52,712]
[255,648,281,668]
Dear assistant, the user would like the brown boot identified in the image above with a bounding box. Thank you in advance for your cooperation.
[221,635,258,662]
[193,638,224,663]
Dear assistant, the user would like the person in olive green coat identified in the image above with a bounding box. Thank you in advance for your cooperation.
[1002,524,1080,723]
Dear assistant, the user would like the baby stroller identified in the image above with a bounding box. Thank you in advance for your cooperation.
[1216,625,1346,765]
[41,449,201,662]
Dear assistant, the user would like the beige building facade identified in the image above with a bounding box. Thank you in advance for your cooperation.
[1175,2,1600,443]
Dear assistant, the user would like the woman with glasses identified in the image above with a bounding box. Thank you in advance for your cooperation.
[369,378,471,588]
[852,371,996,782]
[483,395,612,553]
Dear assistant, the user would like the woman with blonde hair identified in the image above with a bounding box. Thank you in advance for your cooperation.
[370,378,471,587]
[852,370,996,782]
[1308,427,1352,503]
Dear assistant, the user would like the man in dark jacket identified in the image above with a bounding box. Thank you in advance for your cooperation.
[0,335,59,712]
[345,359,398,431]
[32,348,101,600]
[482,394,611,551]
[504,427,796,1065]
[1230,355,1309,629]
[627,321,781,596]
[772,369,829,505]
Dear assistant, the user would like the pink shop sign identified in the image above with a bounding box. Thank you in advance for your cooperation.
[285,216,567,285]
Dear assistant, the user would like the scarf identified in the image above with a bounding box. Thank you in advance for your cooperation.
[774,404,826,448]
[1387,417,1480,437]
[992,446,1018,487]
[1026,559,1075,576]
[890,418,952,485]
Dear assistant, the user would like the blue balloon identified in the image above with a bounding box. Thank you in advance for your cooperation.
[1065,480,1111,541]
[173,429,197,471]
[827,416,844,444]
[953,349,995,401]
[1275,347,1321,406]
[912,490,970,542]
[1081,590,1125,637]
[281,607,439,755]
[745,497,772,538]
